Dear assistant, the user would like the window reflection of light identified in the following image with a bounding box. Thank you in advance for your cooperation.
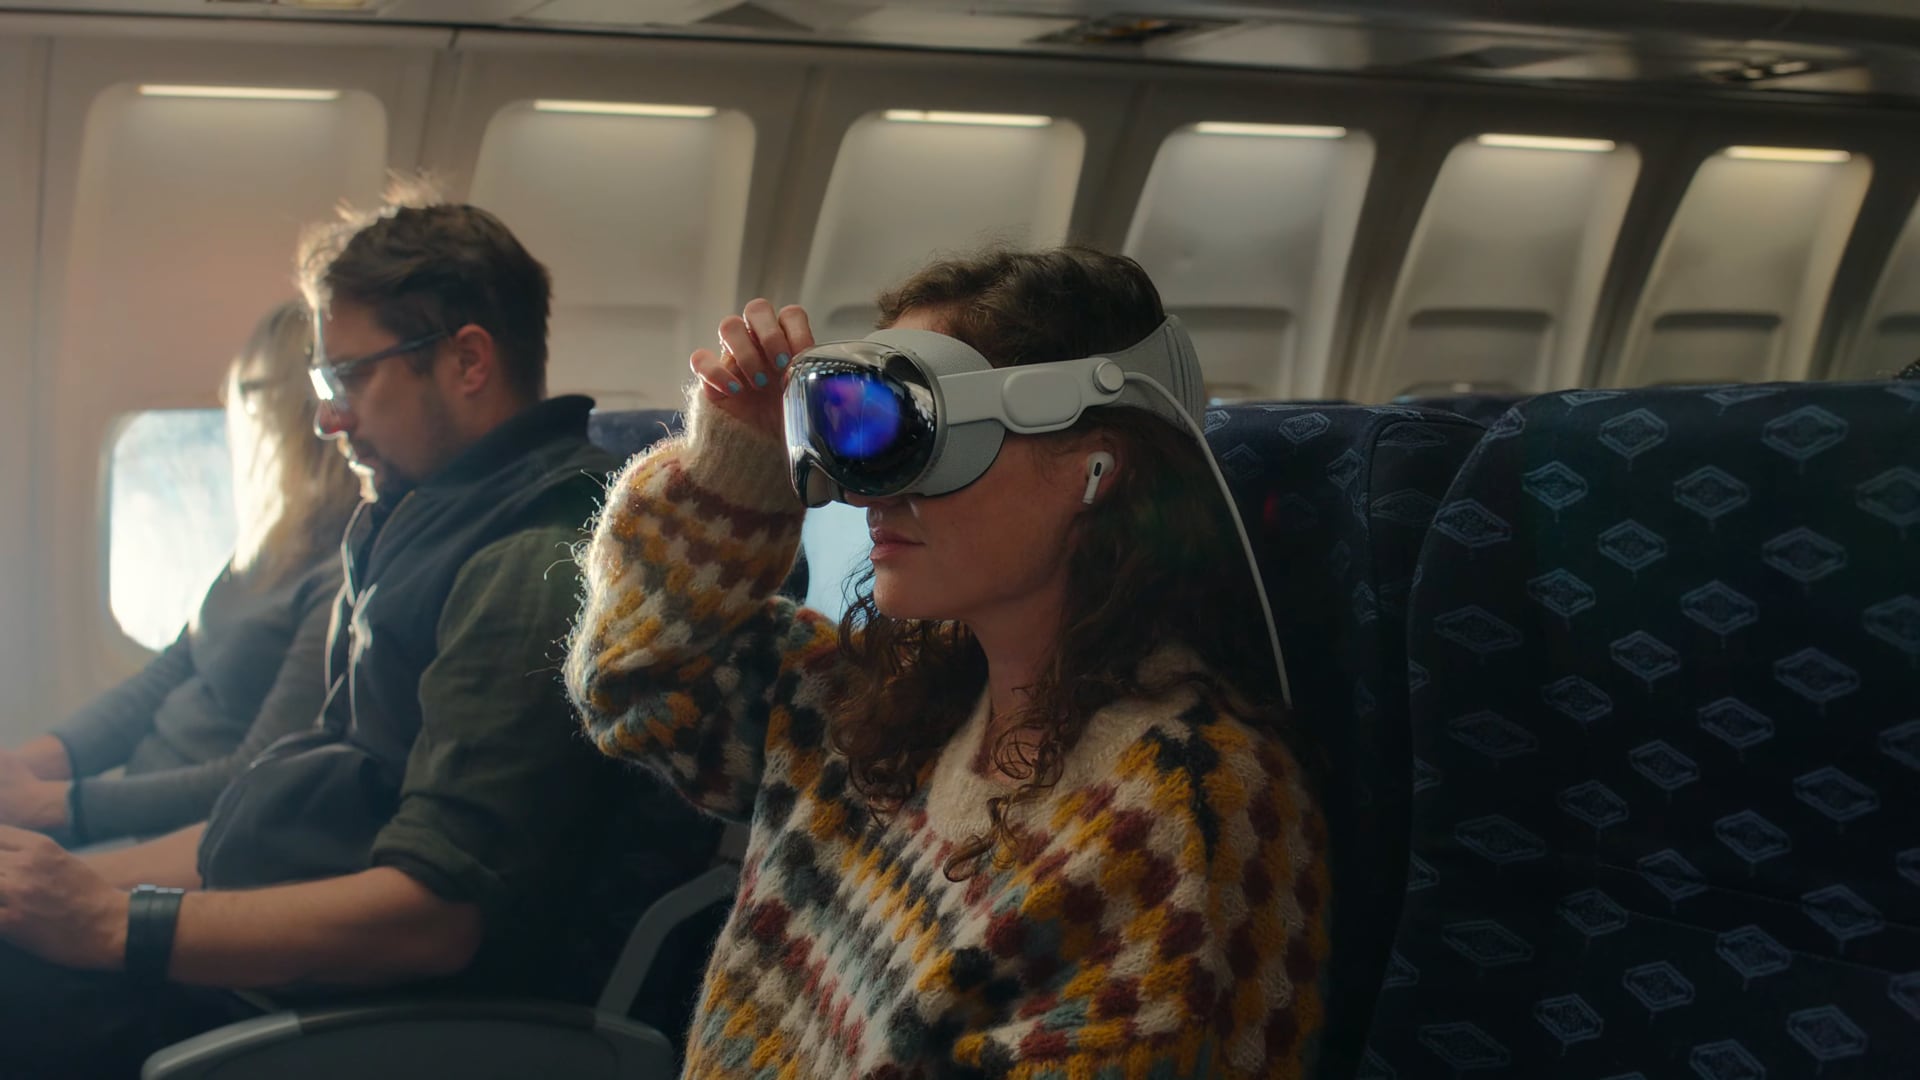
[108,410,237,650]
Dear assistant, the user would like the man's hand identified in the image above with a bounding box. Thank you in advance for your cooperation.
[7,738,75,782]
[0,750,68,831]
[0,825,127,970]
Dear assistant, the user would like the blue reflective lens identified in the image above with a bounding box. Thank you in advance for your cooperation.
[811,372,903,459]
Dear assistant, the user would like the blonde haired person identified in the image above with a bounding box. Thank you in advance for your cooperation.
[0,300,358,844]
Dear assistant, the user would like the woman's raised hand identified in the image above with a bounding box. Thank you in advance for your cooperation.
[690,299,815,441]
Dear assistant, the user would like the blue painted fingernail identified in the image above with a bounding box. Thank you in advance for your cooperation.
[776,353,789,369]
[727,380,741,394]
[754,372,768,387]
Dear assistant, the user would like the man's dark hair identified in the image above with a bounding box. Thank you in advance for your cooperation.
[299,176,552,401]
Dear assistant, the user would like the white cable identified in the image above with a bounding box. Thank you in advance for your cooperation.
[1119,374,1295,711]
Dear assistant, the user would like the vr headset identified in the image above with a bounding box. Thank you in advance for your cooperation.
[781,315,1294,708]
[783,316,1203,507]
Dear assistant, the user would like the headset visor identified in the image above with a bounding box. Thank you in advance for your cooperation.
[783,341,939,505]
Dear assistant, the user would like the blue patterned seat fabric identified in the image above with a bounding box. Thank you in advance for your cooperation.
[1362,380,1920,1079]
[1206,403,1487,1077]
[1396,392,1535,427]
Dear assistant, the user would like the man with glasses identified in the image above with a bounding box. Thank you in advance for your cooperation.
[0,185,718,1076]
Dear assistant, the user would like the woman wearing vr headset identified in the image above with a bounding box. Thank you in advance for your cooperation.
[568,248,1326,1078]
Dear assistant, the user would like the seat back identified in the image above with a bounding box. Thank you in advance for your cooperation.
[144,1003,676,1080]
[1395,391,1534,426]
[1363,380,1920,1076]
[1205,403,1485,1075]
[587,407,683,461]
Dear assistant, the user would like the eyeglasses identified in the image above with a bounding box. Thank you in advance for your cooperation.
[307,330,451,405]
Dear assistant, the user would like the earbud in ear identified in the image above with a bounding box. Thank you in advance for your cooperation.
[1081,451,1115,505]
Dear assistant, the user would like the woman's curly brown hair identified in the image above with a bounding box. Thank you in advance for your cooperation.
[828,247,1288,880]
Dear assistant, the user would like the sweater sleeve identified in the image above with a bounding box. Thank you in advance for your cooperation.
[69,561,340,842]
[565,392,841,822]
[51,627,199,779]
[951,718,1332,1079]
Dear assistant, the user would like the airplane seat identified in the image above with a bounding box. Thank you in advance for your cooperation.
[1204,402,1486,1077]
[1394,390,1533,426]
[1362,380,1920,1077]
[141,841,745,1080]
[586,407,683,462]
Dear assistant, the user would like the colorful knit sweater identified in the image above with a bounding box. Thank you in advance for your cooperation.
[565,395,1330,1079]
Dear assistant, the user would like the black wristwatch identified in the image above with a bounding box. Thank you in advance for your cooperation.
[125,884,186,983]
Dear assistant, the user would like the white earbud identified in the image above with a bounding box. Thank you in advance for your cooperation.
[1081,451,1115,505]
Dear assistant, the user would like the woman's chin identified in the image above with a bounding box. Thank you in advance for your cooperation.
[870,579,946,623]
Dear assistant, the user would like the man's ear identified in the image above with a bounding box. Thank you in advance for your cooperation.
[446,323,498,397]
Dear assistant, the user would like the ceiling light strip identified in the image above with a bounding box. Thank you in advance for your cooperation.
[1725,146,1851,164]
[883,109,1052,128]
[1477,133,1617,153]
[533,100,717,118]
[139,85,340,101]
[1194,121,1347,139]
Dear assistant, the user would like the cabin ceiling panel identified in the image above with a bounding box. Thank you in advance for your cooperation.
[0,0,1917,104]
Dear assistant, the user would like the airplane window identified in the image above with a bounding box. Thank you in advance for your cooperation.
[1616,145,1869,386]
[800,109,1085,342]
[801,503,870,622]
[1842,193,1920,380]
[1364,132,1638,400]
[471,100,756,409]
[1124,121,1374,401]
[106,410,236,651]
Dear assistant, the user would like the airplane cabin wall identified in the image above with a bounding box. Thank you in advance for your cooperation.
[0,35,46,739]
[431,34,813,409]
[25,24,437,735]
[0,11,1916,739]
[1842,185,1920,379]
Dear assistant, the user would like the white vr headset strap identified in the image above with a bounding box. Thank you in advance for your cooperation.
[829,322,1292,708]
[929,360,1297,711]
[1122,373,1295,712]
[936,357,1126,433]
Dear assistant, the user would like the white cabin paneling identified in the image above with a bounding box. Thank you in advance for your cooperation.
[1369,135,1639,399]
[1616,148,1871,386]
[0,35,44,741]
[1125,124,1374,401]
[469,102,757,409]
